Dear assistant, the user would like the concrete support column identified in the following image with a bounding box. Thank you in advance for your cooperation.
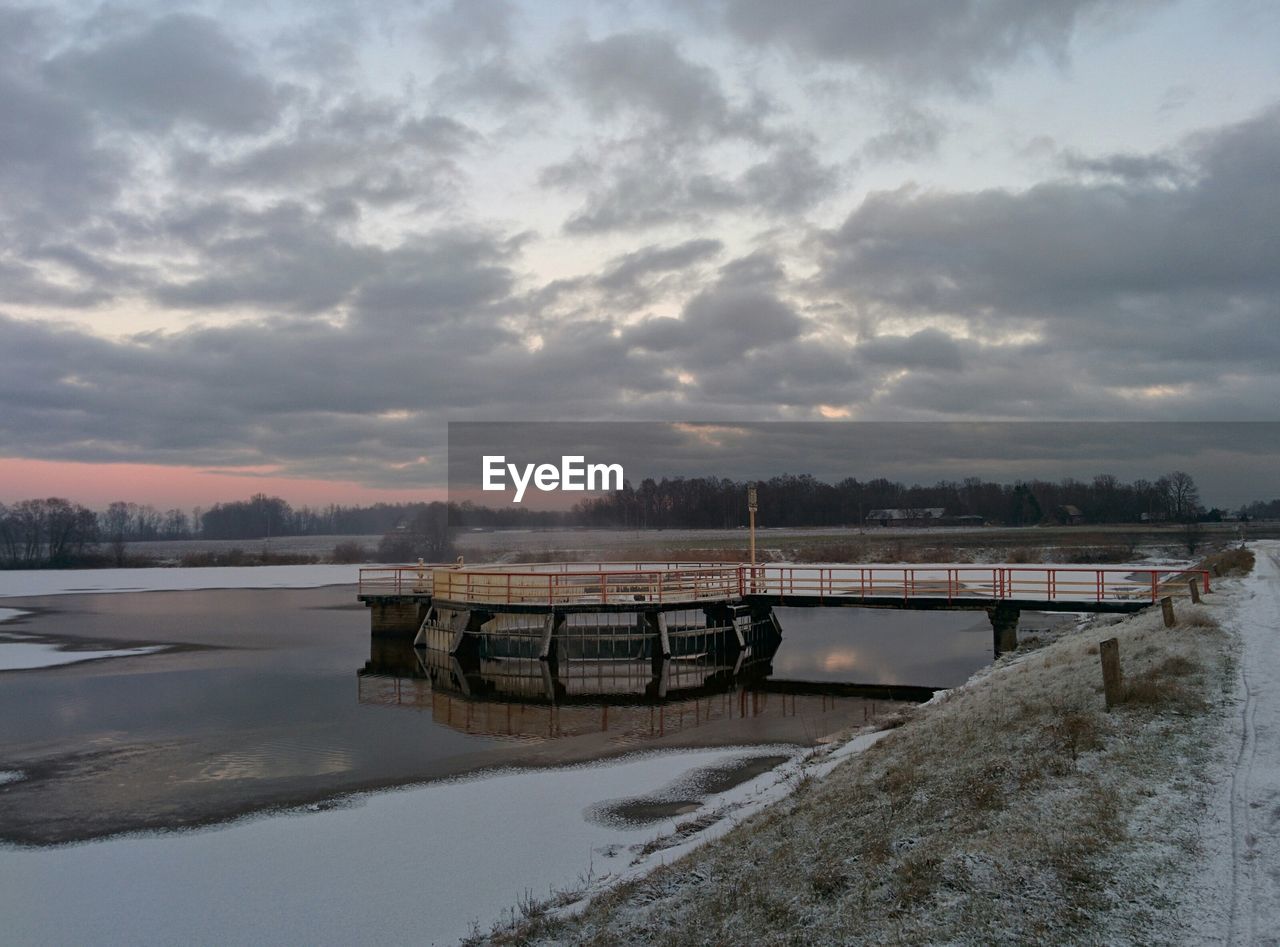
[704,604,746,657]
[639,610,670,672]
[987,604,1020,656]
[447,609,490,661]
[367,599,429,639]
[539,612,564,666]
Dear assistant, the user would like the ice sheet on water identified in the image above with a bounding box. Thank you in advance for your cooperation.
[0,745,798,946]
[0,564,361,599]
[0,641,165,672]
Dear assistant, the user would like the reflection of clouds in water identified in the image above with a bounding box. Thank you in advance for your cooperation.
[820,650,861,673]
[771,607,990,687]
[196,741,353,782]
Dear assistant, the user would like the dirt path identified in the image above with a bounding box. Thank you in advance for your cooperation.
[1227,542,1280,946]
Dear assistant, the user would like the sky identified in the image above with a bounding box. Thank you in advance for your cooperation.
[2,0,1278,507]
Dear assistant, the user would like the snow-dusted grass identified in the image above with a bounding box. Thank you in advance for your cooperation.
[0,564,360,598]
[485,568,1238,944]
[0,746,799,947]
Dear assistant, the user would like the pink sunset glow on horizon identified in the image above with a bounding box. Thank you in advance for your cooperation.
[0,458,444,509]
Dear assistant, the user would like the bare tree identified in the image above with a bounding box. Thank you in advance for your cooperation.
[1,498,97,566]
[1165,470,1202,522]
[102,501,132,566]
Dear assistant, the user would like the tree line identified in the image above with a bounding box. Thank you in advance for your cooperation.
[0,470,1264,568]
[563,470,1214,530]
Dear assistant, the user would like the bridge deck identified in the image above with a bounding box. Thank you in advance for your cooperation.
[358,562,1209,614]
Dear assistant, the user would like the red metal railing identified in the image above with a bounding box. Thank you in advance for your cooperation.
[359,563,1211,607]
[740,565,1210,605]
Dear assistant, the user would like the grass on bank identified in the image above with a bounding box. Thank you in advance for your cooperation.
[474,554,1249,946]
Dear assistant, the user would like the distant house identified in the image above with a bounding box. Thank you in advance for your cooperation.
[867,507,946,527]
[1055,504,1085,526]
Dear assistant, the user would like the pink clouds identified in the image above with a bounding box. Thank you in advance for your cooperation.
[0,458,442,508]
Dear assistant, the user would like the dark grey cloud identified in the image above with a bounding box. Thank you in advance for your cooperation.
[596,238,724,293]
[351,229,525,329]
[560,30,769,142]
[558,155,738,233]
[862,106,946,163]
[426,0,515,56]
[173,99,476,214]
[1058,150,1185,183]
[432,59,547,109]
[858,328,964,372]
[426,0,548,109]
[824,106,1280,322]
[0,56,124,242]
[721,0,1156,93]
[153,201,380,314]
[554,140,838,233]
[626,284,805,365]
[149,200,524,324]
[691,337,860,407]
[44,14,288,134]
[739,144,842,214]
[0,258,110,309]
[808,106,1280,420]
[0,304,683,484]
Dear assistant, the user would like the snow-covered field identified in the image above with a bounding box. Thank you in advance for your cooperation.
[0,746,807,946]
[0,564,360,599]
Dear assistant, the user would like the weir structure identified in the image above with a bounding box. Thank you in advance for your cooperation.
[357,561,1212,659]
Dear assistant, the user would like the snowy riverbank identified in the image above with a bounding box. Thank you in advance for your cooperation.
[477,547,1259,945]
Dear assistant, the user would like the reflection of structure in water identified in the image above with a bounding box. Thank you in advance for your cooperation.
[358,607,804,741]
[358,606,933,742]
[359,647,807,742]
[415,604,783,701]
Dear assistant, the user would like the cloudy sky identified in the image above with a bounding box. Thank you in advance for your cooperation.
[2,0,1278,506]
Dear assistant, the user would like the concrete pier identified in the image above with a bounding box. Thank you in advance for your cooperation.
[365,597,429,639]
[987,604,1020,656]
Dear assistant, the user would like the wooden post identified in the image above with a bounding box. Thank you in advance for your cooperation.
[1100,637,1123,710]
[1188,579,1201,604]
[987,604,1020,656]
[1161,596,1176,628]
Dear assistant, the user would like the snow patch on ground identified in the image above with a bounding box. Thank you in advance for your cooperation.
[0,745,798,946]
[0,608,25,623]
[0,641,166,672]
[0,564,360,599]
[0,771,24,786]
